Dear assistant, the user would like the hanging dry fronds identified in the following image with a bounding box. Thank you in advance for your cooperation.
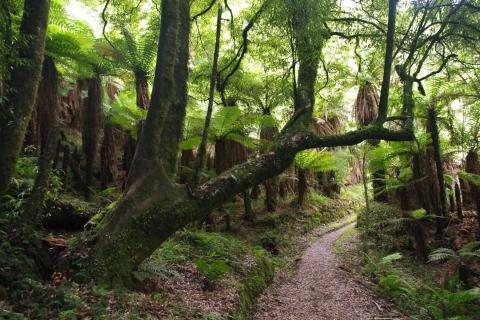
[312,115,340,136]
[354,81,379,127]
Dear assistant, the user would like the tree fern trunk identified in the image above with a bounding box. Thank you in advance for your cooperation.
[82,73,103,200]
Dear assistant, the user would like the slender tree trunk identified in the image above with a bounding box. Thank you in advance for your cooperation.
[411,220,427,262]
[427,106,448,235]
[0,0,50,198]
[375,0,398,124]
[455,181,463,219]
[135,72,150,109]
[193,4,222,186]
[243,190,255,223]
[83,73,103,200]
[362,148,370,214]
[296,168,307,207]
[23,126,60,223]
[62,144,71,190]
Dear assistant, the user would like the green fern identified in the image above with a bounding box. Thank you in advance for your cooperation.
[458,171,480,187]
[428,248,458,263]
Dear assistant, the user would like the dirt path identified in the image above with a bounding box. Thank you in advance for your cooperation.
[251,224,401,320]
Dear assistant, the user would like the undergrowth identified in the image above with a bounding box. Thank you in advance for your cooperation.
[0,184,362,319]
[335,202,480,320]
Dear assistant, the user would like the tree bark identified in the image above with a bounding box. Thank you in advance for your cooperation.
[455,181,463,219]
[159,0,190,177]
[62,144,71,190]
[134,72,150,110]
[260,109,278,211]
[82,73,103,200]
[243,190,255,223]
[465,150,480,231]
[23,126,60,224]
[0,0,50,198]
[100,124,117,190]
[427,106,448,235]
[25,56,59,152]
[296,168,307,206]
[23,56,61,223]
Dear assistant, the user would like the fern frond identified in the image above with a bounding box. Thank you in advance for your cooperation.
[428,248,458,263]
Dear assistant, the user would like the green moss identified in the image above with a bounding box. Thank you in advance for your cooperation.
[229,254,274,319]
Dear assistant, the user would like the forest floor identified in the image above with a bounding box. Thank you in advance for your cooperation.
[252,224,403,320]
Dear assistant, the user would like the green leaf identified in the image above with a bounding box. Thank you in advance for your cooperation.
[409,208,427,220]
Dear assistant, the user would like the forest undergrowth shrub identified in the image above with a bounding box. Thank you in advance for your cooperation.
[351,219,480,319]
[363,252,480,319]
[1,155,63,219]
[302,189,360,232]
[141,228,263,284]
[357,202,410,253]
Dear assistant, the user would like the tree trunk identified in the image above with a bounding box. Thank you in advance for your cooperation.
[427,106,448,235]
[411,221,427,262]
[465,150,480,231]
[455,181,463,219]
[23,126,60,224]
[362,148,370,214]
[250,184,260,200]
[23,56,61,223]
[123,131,136,175]
[243,190,255,223]
[260,109,279,211]
[82,73,103,200]
[25,56,59,152]
[159,0,190,177]
[135,72,150,110]
[296,168,307,206]
[0,0,50,198]
[193,4,222,186]
[100,124,117,190]
[412,153,432,212]
[62,144,71,190]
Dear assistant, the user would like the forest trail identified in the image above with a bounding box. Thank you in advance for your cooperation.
[252,224,402,320]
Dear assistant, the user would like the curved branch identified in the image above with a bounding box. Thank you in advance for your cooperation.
[191,0,216,21]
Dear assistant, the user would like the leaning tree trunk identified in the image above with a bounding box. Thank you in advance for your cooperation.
[82,73,103,200]
[0,0,50,199]
[88,0,408,286]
